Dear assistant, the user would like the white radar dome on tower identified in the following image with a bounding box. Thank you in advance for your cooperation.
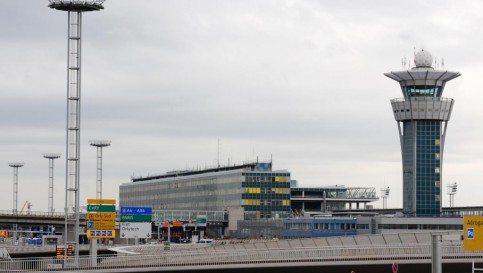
[414,49,433,68]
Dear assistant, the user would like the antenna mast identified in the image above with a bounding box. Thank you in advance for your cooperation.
[217,138,220,167]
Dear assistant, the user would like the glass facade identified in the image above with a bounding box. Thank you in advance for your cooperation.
[242,172,291,219]
[403,86,442,97]
[119,164,291,220]
[283,218,357,238]
[120,170,243,211]
[402,119,442,216]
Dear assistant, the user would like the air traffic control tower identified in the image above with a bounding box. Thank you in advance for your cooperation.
[385,50,460,217]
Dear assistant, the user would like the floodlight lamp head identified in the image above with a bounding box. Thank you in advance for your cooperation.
[43,153,62,159]
[8,162,24,168]
[89,140,111,147]
[48,0,105,12]
[380,186,390,197]
[447,182,458,194]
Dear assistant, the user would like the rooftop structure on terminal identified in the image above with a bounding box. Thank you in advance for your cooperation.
[384,49,461,217]
[290,186,378,215]
[132,161,271,182]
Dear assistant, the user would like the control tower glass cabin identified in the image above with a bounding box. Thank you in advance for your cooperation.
[385,50,460,217]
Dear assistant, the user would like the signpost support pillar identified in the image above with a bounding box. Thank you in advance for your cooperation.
[157,224,160,240]
[89,239,97,267]
[168,226,171,242]
[432,234,442,273]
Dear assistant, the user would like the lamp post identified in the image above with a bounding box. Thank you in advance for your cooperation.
[48,0,105,259]
[8,162,24,243]
[8,163,24,215]
[43,154,61,215]
[89,140,111,199]
[380,187,390,209]
[447,182,457,208]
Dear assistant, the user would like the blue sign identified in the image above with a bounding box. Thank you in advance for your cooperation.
[120,207,152,215]
[255,163,272,171]
[87,221,94,229]
[107,230,112,236]
[468,228,475,239]
[95,231,101,236]
[90,230,95,236]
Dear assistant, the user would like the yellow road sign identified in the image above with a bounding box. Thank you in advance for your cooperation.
[87,199,116,205]
[464,216,483,251]
[87,230,116,239]
[87,212,116,221]
[87,221,115,230]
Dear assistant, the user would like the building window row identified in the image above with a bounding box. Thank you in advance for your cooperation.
[244,187,289,194]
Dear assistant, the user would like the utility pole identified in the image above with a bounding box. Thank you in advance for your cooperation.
[43,153,61,215]
[8,162,24,243]
[89,140,111,199]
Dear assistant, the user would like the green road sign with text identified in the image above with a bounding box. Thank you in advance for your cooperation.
[87,205,116,212]
[120,214,152,222]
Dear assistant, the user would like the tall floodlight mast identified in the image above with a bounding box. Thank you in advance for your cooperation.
[89,140,111,199]
[380,187,390,209]
[48,0,105,260]
[8,163,25,215]
[9,162,24,242]
[43,154,61,215]
[447,182,457,207]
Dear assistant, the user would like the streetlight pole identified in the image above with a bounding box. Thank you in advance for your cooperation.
[48,0,106,261]
[447,182,458,208]
[89,140,111,199]
[8,162,24,243]
[43,154,61,215]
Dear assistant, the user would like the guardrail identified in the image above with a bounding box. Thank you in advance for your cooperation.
[3,244,113,254]
[0,244,482,272]
[0,211,66,218]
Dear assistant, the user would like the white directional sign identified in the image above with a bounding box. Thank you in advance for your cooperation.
[120,222,152,239]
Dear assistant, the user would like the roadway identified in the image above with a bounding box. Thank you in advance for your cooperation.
[1,231,483,273]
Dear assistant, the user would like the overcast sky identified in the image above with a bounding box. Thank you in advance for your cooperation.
[1,0,482,213]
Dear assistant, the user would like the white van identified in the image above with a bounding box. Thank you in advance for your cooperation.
[198,239,213,244]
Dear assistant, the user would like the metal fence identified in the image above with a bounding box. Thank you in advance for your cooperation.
[0,210,66,218]
[0,244,482,272]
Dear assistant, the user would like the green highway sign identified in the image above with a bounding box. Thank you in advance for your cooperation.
[196,217,207,224]
[120,214,152,222]
[87,205,116,212]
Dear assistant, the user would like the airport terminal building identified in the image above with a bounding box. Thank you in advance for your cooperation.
[119,162,292,221]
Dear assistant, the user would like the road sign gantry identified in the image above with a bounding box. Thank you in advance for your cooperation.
[86,199,116,239]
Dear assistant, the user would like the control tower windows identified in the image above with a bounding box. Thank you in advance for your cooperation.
[404,86,442,97]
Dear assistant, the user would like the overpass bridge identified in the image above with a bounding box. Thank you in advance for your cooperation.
[0,209,227,240]
[0,232,482,272]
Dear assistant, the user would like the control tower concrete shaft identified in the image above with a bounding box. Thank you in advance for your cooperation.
[385,50,460,217]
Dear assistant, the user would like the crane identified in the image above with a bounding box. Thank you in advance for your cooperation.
[19,201,32,215]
